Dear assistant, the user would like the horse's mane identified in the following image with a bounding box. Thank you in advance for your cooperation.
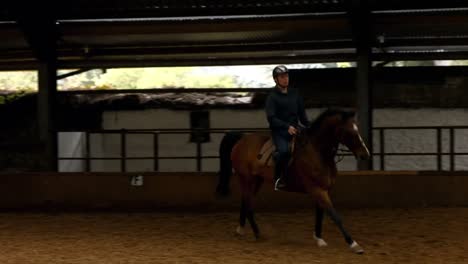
[294,108,356,148]
[307,108,356,132]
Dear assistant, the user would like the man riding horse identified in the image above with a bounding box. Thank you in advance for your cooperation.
[265,65,311,190]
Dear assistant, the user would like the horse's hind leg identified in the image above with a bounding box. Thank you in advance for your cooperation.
[244,195,260,240]
[237,175,261,238]
[253,176,264,195]
[236,198,247,236]
[237,195,260,239]
[312,188,364,254]
[246,176,263,240]
[237,176,261,240]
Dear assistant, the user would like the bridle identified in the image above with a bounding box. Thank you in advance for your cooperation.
[296,124,354,164]
[333,146,353,164]
[334,127,353,164]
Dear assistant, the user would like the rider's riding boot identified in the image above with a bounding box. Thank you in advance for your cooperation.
[274,155,288,191]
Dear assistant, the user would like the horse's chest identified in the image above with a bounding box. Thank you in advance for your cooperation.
[299,161,336,189]
[320,171,334,188]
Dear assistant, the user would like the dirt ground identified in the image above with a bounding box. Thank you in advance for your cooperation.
[0,207,466,264]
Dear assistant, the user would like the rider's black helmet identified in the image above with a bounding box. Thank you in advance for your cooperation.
[272,65,288,79]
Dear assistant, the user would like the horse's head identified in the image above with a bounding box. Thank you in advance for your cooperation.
[334,111,370,161]
[306,109,370,161]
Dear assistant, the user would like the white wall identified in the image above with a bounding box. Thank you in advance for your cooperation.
[59,108,468,172]
[58,132,86,172]
[373,109,468,171]
[97,109,196,172]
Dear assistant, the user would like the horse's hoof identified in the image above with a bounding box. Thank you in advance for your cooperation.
[253,233,263,242]
[236,226,246,236]
[350,241,364,254]
[313,234,328,247]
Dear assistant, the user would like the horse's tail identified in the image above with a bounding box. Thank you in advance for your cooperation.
[216,131,243,197]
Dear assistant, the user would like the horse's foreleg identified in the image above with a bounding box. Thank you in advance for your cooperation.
[314,206,328,247]
[313,188,364,254]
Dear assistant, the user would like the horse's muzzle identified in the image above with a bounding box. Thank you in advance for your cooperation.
[357,153,370,160]
[356,147,371,160]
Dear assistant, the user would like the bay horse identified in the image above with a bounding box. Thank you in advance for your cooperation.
[216,109,370,254]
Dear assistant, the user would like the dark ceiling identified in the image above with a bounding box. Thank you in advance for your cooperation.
[1,1,468,70]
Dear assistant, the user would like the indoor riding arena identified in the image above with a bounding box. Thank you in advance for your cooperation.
[1,1,468,264]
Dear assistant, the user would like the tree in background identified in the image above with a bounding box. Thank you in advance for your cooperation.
[133,67,236,88]
[2,61,465,93]
[0,71,37,91]
[57,69,106,90]
[93,68,144,89]
[70,67,238,89]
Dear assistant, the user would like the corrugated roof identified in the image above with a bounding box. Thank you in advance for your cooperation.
[1,2,468,69]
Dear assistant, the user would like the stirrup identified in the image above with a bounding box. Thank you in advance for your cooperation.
[274,178,286,191]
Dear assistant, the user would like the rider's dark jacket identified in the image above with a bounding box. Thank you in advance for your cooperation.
[265,86,310,131]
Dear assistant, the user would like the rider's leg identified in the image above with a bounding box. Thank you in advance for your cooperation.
[272,132,291,189]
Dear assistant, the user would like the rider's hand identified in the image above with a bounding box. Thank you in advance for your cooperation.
[288,126,297,135]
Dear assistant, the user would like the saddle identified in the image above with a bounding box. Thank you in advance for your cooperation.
[257,136,296,167]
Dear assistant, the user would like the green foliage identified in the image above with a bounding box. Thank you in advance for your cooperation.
[57,69,106,90]
[94,68,145,89]
[0,71,37,104]
[57,67,238,89]
[0,71,37,91]
[97,67,236,89]
[0,91,32,105]
[7,61,465,93]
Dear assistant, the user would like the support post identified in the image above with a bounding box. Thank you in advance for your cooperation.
[350,0,373,170]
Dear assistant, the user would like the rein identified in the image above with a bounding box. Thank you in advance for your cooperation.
[333,146,352,164]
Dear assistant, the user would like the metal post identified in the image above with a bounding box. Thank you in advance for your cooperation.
[121,130,127,172]
[196,141,202,172]
[351,0,373,170]
[197,140,202,172]
[153,132,159,171]
[450,128,455,171]
[379,128,385,170]
[436,128,442,171]
[17,12,59,171]
[85,131,91,172]
[38,59,58,171]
